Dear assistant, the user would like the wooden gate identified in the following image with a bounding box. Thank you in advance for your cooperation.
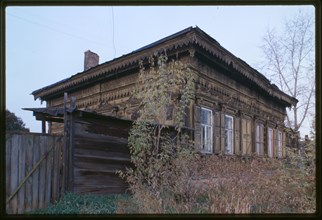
[6,132,66,214]
[67,111,133,195]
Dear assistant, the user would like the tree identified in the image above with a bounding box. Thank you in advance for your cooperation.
[6,109,29,132]
[260,11,315,135]
[118,53,197,213]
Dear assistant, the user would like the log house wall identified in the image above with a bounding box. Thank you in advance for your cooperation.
[47,52,288,158]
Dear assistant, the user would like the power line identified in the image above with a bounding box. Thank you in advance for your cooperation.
[7,12,111,47]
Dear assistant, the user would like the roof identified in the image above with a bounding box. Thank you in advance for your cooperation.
[23,107,133,124]
[31,26,298,107]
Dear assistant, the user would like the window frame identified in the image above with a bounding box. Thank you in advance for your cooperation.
[200,107,213,154]
[224,114,234,155]
[255,123,265,155]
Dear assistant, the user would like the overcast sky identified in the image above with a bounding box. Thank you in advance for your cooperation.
[5,5,315,136]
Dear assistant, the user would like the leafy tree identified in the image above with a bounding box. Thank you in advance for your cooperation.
[260,11,315,134]
[118,53,196,213]
[6,109,29,132]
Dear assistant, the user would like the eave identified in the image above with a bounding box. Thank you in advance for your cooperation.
[31,26,298,107]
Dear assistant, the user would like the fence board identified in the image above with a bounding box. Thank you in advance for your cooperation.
[45,136,53,206]
[9,134,20,214]
[32,135,40,210]
[52,137,60,202]
[17,137,26,214]
[38,136,47,209]
[25,135,33,213]
[5,134,12,213]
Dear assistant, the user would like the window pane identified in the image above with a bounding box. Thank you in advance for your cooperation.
[200,107,213,153]
[201,109,211,125]
[225,116,233,129]
[224,115,233,155]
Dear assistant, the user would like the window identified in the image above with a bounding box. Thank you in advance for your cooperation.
[201,107,213,153]
[278,130,283,158]
[267,128,274,158]
[224,115,234,155]
[255,123,264,155]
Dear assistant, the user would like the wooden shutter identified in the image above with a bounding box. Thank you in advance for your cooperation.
[273,129,278,157]
[234,117,240,155]
[264,126,268,156]
[194,105,201,148]
[247,120,253,155]
[241,119,247,155]
[220,112,225,153]
[242,118,252,155]
[214,111,221,153]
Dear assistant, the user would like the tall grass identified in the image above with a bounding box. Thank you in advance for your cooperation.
[116,152,316,214]
[29,192,130,215]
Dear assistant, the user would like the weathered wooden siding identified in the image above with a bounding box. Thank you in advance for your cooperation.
[70,113,133,194]
[6,133,65,214]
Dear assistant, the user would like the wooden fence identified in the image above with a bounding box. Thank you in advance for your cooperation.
[6,132,66,214]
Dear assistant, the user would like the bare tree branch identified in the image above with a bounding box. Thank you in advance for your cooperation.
[260,11,315,134]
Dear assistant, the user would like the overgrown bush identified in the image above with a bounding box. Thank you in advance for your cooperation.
[117,154,315,214]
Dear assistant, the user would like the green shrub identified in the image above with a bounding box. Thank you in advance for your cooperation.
[28,192,129,215]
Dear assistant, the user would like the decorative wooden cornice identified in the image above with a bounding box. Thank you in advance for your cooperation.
[32,26,297,108]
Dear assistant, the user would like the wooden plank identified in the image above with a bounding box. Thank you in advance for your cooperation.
[45,136,54,207]
[5,134,12,214]
[17,135,26,214]
[38,135,47,209]
[51,136,60,202]
[32,135,40,210]
[73,144,130,159]
[24,134,34,213]
[73,116,131,138]
[9,134,20,214]
[58,136,64,199]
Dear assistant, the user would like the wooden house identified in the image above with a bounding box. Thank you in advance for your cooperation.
[30,26,298,158]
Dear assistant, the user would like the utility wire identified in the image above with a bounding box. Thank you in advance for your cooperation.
[7,12,111,47]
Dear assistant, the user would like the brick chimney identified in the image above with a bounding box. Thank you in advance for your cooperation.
[84,50,99,71]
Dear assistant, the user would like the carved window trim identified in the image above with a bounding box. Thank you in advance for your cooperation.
[200,107,213,154]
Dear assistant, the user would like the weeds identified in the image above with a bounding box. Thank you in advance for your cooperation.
[117,154,315,214]
[28,192,129,215]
